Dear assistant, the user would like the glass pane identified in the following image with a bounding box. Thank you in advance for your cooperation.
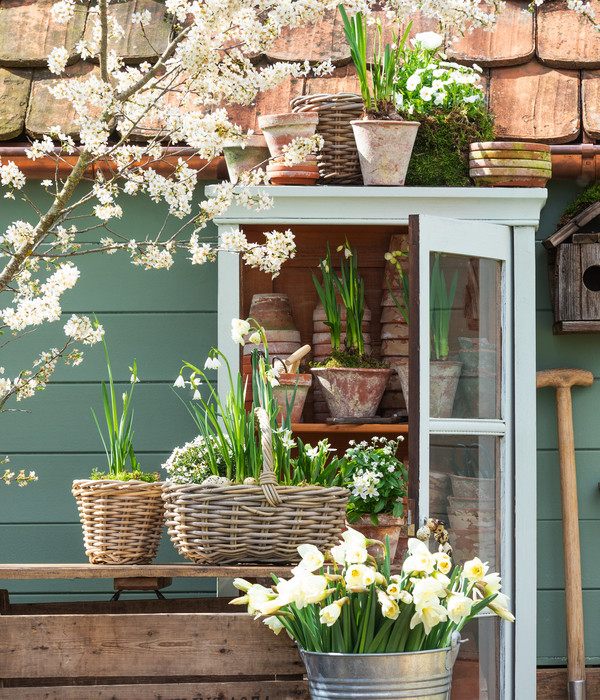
[429,435,499,570]
[451,617,501,700]
[430,435,502,700]
[429,253,502,419]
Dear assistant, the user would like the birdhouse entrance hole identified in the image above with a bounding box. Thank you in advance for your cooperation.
[583,265,600,292]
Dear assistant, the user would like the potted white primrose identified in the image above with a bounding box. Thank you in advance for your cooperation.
[339,4,419,186]
[232,526,514,699]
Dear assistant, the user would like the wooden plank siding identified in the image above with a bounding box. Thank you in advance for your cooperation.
[535,180,600,666]
[0,182,221,602]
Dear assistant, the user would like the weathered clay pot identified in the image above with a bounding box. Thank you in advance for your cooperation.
[311,366,392,419]
[469,141,551,187]
[449,474,495,500]
[223,134,270,184]
[430,361,462,418]
[351,119,420,186]
[348,513,407,561]
[272,373,312,425]
[258,112,319,158]
[249,293,297,331]
[447,506,495,530]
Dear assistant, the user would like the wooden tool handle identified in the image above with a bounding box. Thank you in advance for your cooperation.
[536,368,594,389]
[284,344,311,374]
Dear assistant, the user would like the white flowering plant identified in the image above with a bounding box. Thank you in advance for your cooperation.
[172,319,345,487]
[231,529,514,654]
[162,434,233,484]
[394,32,485,119]
[342,437,408,525]
[392,30,494,186]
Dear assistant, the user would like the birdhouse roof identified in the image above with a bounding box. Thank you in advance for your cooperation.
[543,201,600,249]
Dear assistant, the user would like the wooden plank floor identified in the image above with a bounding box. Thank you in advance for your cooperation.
[537,668,600,698]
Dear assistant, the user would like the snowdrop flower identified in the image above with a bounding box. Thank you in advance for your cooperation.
[204,356,221,370]
[231,318,251,345]
[173,375,185,388]
[192,389,201,400]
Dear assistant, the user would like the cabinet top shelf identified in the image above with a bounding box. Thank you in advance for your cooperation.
[209,186,548,228]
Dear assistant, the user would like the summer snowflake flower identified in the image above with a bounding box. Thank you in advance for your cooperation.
[204,357,221,370]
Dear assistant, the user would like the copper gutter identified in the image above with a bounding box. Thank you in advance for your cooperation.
[551,144,600,182]
[0,142,596,183]
[0,144,228,181]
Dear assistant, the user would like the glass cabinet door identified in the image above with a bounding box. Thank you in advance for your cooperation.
[408,214,513,700]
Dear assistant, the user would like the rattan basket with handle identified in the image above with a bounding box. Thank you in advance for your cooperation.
[290,92,364,184]
[162,408,349,565]
[72,479,165,565]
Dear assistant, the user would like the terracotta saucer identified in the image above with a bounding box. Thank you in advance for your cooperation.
[469,158,552,171]
[472,175,549,187]
[469,166,552,178]
[470,141,551,153]
[469,149,552,162]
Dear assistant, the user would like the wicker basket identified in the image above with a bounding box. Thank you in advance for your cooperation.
[290,92,364,184]
[162,409,349,564]
[72,479,165,565]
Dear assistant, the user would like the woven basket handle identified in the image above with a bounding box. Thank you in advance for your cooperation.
[254,406,282,507]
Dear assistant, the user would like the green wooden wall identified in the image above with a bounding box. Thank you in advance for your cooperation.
[1,180,598,663]
[535,180,600,665]
[0,183,219,601]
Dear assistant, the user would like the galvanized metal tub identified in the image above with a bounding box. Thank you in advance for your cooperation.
[298,632,461,699]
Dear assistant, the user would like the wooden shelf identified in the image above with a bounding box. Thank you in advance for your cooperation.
[291,422,408,435]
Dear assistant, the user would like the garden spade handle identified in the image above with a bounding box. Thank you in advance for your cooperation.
[536,368,593,700]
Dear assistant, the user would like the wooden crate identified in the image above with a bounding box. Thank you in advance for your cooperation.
[0,596,308,700]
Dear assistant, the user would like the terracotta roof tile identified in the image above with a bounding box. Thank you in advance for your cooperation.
[266,8,351,66]
[582,71,600,139]
[446,0,534,67]
[0,0,86,68]
[226,64,305,134]
[303,64,361,97]
[2,3,600,145]
[537,0,600,68]
[0,68,32,139]
[83,0,172,64]
[489,60,580,143]
[26,62,103,139]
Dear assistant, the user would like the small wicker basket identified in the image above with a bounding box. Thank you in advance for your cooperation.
[291,92,364,184]
[162,408,349,565]
[72,479,165,565]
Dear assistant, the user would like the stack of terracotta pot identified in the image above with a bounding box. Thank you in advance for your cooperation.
[311,301,371,422]
[379,234,409,419]
[258,113,320,186]
[242,293,302,410]
[469,141,552,187]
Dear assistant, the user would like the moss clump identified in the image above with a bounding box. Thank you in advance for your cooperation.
[313,349,388,369]
[402,109,495,187]
[90,468,160,482]
[557,182,600,228]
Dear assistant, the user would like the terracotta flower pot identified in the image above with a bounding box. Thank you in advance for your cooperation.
[222,134,270,184]
[469,141,551,187]
[272,373,312,425]
[311,366,392,419]
[429,361,462,418]
[348,513,406,561]
[351,119,420,186]
[258,112,319,158]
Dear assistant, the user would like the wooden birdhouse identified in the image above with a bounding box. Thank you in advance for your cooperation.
[544,201,600,334]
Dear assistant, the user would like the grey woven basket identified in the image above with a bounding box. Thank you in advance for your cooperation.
[162,408,349,565]
[291,92,364,184]
[72,479,165,565]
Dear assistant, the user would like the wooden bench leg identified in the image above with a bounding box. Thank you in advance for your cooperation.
[0,590,9,615]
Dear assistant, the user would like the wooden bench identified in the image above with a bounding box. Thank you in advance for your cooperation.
[0,564,307,700]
